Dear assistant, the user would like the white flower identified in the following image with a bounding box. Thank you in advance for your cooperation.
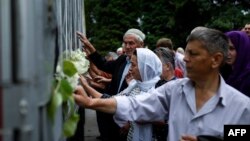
[56,48,90,89]
[67,73,80,88]
[69,49,89,75]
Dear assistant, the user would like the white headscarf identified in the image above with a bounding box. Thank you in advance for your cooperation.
[136,48,162,92]
[116,48,162,141]
[121,48,162,94]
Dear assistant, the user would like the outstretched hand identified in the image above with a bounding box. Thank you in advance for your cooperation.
[73,85,92,108]
[79,75,89,87]
[76,31,96,54]
[94,75,111,83]
[75,74,117,113]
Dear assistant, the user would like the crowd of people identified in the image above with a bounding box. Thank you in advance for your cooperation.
[74,24,250,141]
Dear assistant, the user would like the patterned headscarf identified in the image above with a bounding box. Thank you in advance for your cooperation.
[225,31,250,97]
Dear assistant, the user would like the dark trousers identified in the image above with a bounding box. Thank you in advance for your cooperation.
[96,111,126,141]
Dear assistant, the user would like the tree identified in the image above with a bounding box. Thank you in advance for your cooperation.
[85,0,141,55]
[85,0,250,52]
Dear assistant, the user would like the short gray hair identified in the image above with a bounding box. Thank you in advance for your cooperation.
[154,47,175,69]
[186,28,229,65]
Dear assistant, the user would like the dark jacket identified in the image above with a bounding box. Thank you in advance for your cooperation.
[89,51,129,141]
[89,51,128,95]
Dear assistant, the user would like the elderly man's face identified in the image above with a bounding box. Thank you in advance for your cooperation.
[123,35,143,58]
[183,40,214,81]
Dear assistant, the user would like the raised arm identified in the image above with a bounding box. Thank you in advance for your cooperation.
[76,31,121,74]
[73,85,117,114]
[76,31,96,54]
[89,62,102,77]
[79,75,103,98]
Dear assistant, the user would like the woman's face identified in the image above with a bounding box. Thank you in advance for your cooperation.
[226,40,237,65]
[129,54,142,81]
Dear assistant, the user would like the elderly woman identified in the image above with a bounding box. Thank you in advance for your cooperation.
[153,47,177,141]
[78,48,162,141]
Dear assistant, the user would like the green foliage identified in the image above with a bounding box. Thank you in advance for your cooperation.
[63,112,80,137]
[85,0,250,51]
[58,79,74,101]
[63,60,78,77]
[47,49,89,138]
[47,60,80,138]
[206,3,248,31]
[47,80,63,120]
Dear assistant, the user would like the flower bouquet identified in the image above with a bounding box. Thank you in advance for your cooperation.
[47,48,89,137]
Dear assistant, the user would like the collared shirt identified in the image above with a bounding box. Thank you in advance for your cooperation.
[114,76,250,141]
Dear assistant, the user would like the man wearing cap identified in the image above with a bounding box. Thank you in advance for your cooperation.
[77,28,145,141]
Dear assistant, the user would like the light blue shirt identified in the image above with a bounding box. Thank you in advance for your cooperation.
[114,76,250,141]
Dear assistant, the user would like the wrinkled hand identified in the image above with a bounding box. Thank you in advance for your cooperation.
[73,85,92,108]
[94,75,111,83]
[76,31,96,54]
[180,135,197,141]
[79,75,89,87]
[81,75,105,89]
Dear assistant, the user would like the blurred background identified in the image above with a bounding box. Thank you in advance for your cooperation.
[84,0,250,54]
